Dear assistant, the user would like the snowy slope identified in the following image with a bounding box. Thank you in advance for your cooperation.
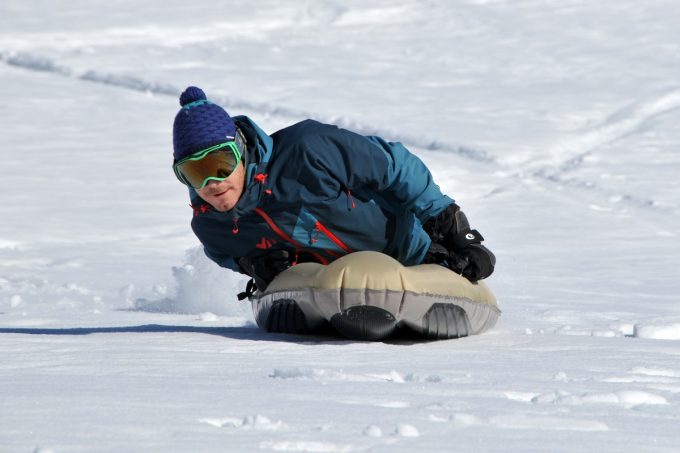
[1,1,680,452]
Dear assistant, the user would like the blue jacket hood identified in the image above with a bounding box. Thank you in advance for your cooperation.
[234,115,274,167]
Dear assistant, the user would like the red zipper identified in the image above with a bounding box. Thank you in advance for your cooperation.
[346,189,356,209]
[253,207,330,265]
[315,220,353,254]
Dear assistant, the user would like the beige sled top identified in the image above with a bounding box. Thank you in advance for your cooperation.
[266,250,497,307]
[253,251,500,340]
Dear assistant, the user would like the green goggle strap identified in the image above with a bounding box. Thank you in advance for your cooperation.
[173,140,243,189]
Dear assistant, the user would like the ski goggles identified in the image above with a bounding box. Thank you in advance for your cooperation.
[173,132,245,189]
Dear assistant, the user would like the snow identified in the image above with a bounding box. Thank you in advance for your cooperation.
[634,322,680,340]
[1,0,680,451]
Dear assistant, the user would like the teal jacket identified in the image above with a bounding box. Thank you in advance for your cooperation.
[189,116,454,272]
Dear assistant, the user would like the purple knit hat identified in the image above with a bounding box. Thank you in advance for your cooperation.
[172,86,237,161]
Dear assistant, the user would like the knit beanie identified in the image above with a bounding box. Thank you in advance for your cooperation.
[172,86,237,161]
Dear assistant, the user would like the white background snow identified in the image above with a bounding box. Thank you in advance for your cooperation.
[1,1,680,451]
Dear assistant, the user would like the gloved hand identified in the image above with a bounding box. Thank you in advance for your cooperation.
[423,203,496,282]
[238,250,293,292]
[455,243,495,282]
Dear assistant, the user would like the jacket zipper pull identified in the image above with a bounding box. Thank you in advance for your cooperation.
[232,217,240,234]
[347,189,356,210]
[310,223,320,244]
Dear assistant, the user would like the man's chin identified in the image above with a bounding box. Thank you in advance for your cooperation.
[199,190,238,212]
[210,199,236,212]
[210,203,231,212]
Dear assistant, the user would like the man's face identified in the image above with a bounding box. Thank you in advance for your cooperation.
[196,161,246,212]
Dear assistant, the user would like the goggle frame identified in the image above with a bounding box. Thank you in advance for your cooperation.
[173,130,246,189]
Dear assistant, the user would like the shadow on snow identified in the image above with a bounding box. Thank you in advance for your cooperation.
[0,324,430,345]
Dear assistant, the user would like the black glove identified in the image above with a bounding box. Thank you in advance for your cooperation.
[455,243,495,282]
[423,203,496,282]
[238,250,293,292]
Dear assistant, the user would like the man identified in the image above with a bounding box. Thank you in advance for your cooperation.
[172,86,495,295]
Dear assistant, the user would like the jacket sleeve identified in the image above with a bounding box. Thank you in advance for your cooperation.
[302,121,454,224]
[203,246,243,274]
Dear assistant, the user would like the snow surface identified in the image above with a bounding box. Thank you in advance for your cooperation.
[1,1,680,451]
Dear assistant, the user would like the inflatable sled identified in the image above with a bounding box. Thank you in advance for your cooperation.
[248,251,500,341]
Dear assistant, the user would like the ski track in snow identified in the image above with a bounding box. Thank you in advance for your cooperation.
[4,49,675,219]
[0,50,493,163]
[530,88,680,177]
[522,88,680,212]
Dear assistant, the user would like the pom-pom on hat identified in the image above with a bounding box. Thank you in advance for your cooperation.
[173,86,237,161]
